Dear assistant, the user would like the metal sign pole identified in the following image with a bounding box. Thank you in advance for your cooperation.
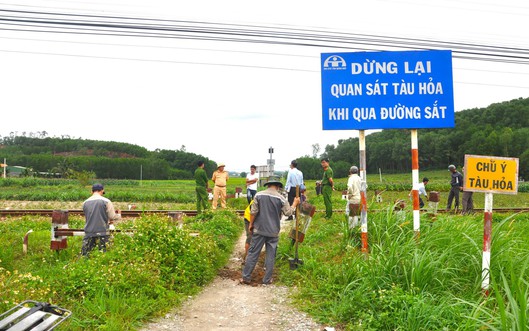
[359,130,368,254]
[411,130,420,238]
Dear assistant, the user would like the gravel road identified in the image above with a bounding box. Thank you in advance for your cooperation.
[140,219,325,331]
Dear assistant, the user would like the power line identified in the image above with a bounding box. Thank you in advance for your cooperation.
[1,7,529,63]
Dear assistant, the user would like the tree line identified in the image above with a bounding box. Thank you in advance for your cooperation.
[2,97,527,180]
[296,97,529,180]
[0,135,217,180]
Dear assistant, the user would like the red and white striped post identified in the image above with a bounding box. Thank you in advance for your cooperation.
[482,192,493,295]
[411,129,420,238]
[50,210,69,251]
[359,130,369,254]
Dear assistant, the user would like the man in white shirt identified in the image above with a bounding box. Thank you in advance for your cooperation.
[284,160,304,220]
[346,166,361,228]
[409,177,429,208]
[245,165,259,203]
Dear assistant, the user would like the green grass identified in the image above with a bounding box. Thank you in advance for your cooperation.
[0,211,242,330]
[2,175,529,330]
[276,210,529,330]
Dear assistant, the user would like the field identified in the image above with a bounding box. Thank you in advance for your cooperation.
[1,171,529,210]
[1,172,529,330]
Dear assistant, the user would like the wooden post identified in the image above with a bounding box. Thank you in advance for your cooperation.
[50,210,69,251]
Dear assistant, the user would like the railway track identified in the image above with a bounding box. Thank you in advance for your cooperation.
[1,208,528,218]
[0,209,245,218]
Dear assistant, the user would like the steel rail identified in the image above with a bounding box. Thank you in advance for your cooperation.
[1,208,529,218]
[0,209,245,217]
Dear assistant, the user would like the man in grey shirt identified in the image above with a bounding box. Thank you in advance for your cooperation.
[241,177,299,285]
[81,183,121,256]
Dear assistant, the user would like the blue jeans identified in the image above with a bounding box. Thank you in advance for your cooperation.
[247,188,257,203]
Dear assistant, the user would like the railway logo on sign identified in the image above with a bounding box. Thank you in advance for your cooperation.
[323,55,347,70]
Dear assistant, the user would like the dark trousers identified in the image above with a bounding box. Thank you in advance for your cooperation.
[242,233,278,284]
[82,235,109,256]
[286,188,298,220]
[462,191,474,214]
[288,187,298,205]
[196,186,209,213]
[446,187,461,210]
[322,185,333,218]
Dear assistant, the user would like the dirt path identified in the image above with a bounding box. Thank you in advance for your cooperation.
[141,220,324,331]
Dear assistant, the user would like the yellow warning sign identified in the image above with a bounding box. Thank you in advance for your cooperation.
[464,155,519,194]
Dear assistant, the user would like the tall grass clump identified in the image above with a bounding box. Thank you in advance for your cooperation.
[0,211,243,330]
[277,208,529,330]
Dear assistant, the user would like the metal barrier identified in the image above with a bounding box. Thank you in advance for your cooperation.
[0,300,71,330]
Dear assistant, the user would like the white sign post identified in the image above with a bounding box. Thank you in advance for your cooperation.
[463,154,519,294]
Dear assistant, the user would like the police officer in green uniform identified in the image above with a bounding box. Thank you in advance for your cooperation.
[195,160,209,213]
[321,158,334,219]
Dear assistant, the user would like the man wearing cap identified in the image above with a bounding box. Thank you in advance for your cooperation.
[346,165,361,228]
[241,177,300,285]
[82,183,121,256]
[446,165,463,212]
[212,163,229,209]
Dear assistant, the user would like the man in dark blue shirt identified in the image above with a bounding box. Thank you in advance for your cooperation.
[446,165,463,212]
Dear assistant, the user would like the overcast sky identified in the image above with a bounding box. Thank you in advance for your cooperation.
[1,0,528,172]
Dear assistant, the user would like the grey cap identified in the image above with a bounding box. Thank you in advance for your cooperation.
[350,166,359,174]
[448,164,456,170]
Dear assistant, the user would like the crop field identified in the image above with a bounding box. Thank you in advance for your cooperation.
[1,173,529,330]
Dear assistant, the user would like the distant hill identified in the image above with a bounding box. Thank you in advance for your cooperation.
[303,97,529,179]
[0,135,216,180]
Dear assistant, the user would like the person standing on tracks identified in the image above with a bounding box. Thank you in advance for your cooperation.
[212,162,229,209]
[346,165,361,228]
[245,165,259,204]
[284,160,304,220]
[461,167,474,215]
[321,158,335,219]
[241,177,299,285]
[195,160,209,214]
[81,183,121,256]
[446,164,463,212]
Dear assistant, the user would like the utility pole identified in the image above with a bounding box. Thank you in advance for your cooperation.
[268,147,274,176]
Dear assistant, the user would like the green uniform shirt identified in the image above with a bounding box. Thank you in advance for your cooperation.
[322,167,334,186]
[194,167,208,188]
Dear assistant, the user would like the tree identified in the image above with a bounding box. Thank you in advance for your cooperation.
[311,143,320,158]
